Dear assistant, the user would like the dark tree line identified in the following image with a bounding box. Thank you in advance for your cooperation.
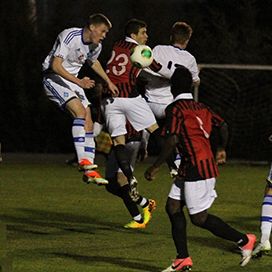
[0,0,271,159]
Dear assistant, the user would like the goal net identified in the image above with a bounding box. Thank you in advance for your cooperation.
[196,64,272,161]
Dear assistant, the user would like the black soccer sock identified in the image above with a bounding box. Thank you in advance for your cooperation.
[201,214,248,244]
[168,211,189,259]
[113,145,133,182]
[105,178,122,197]
[120,185,142,221]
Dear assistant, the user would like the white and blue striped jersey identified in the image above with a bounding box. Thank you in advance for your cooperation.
[42,27,102,76]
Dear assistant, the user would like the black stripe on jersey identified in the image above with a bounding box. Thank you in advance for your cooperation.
[206,158,213,177]
[181,122,199,172]
[211,157,218,177]
[200,160,206,179]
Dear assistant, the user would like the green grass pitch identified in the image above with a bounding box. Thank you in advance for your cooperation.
[0,155,271,271]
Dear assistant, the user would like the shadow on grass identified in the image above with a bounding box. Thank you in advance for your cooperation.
[0,208,153,236]
[52,252,161,272]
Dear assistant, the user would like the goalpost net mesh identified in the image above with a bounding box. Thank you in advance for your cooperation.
[197,64,272,161]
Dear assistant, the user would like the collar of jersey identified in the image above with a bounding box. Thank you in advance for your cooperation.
[125,37,139,44]
[174,93,193,101]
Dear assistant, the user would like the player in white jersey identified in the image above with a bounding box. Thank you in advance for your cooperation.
[140,22,200,176]
[42,13,118,185]
[143,21,200,119]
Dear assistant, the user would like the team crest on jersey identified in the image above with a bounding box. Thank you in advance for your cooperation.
[64,92,69,97]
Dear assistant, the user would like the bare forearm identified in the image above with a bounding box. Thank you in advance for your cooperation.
[91,60,111,84]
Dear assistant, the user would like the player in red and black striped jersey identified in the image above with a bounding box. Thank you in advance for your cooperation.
[145,66,256,270]
[103,19,163,197]
[106,40,161,98]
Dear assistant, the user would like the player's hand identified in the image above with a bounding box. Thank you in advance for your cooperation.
[107,81,119,97]
[79,77,95,89]
[144,166,159,181]
[216,149,226,165]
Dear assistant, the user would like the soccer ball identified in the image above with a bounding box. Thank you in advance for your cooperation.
[130,45,153,68]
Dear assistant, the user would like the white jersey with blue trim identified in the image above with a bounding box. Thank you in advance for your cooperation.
[42,27,102,76]
[144,45,199,104]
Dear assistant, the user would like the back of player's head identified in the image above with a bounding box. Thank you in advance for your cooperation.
[170,21,192,44]
[87,13,112,29]
[125,19,147,37]
[170,66,193,97]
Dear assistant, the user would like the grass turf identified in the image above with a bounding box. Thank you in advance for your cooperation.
[0,155,271,271]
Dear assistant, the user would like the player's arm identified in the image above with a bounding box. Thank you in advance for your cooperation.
[51,56,95,89]
[90,60,119,96]
[216,121,228,164]
[144,134,178,181]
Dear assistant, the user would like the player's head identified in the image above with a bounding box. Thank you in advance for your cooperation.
[86,13,112,44]
[125,19,148,45]
[170,66,193,97]
[170,21,192,46]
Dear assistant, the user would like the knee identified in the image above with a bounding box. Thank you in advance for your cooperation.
[190,212,208,227]
[165,198,181,216]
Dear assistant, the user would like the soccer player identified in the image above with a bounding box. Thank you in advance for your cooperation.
[252,163,272,257]
[145,66,256,271]
[143,21,200,120]
[141,21,200,176]
[42,13,118,184]
[105,123,156,229]
[104,18,163,198]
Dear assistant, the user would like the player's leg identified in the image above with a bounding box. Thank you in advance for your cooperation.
[185,178,255,266]
[253,177,272,257]
[162,181,192,272]
[105,147,144,228]
[112,136,133,180]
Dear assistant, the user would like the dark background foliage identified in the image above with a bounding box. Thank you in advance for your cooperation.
[0,0,271,160]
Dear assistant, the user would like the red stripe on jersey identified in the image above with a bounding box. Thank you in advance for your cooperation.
[106,40,141,97]
[164,99,224,180]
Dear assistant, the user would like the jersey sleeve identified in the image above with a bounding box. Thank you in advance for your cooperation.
[210,109,225,127]
[53,31,70,60]
[187,56,200,83]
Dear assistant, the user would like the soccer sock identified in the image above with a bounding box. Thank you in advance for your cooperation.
[120,185,142,221]
[136,196,149,208]
[72,118,85,162]
[174,153,182,169]
[201,214,248,245]
[113,145,134,182]
[168,211,189,258]
[260,194,272,243]
[84,132,95,164]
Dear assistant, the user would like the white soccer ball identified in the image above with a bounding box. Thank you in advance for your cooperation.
[130,45,153,68]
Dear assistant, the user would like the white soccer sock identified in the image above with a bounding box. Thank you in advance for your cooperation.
[174,153,182,169]
[139,197,148,207]
[133,214,142,222]
[260,194,272,243]
[72,118,85,162]
[84,132,95,164]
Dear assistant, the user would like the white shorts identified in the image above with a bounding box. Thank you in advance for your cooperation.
[168,177,217,215]
[104,95,157,137]
[43,74,90,108]
[147,101,168,119]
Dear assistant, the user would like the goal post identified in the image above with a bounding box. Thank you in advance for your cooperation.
[194,64,272,161]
